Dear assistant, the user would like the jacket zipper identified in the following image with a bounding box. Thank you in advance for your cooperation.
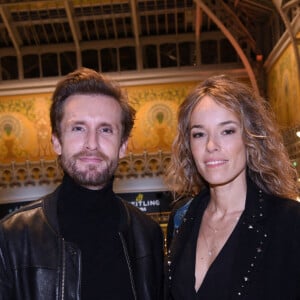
[118,232,138,300]
[60,238,66,300]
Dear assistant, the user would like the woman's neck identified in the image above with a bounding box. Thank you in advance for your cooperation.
[207,178,247,216]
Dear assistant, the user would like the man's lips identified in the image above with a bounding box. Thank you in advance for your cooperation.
[78,155,104,163]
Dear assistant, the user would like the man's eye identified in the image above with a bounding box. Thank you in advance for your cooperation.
[72,126,84,132]
[100,127,113,134]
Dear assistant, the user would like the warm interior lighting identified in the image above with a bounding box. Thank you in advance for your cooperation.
[296,131,300,138]
[256,54,263,62]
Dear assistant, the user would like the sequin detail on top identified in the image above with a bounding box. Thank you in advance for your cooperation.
[236,190,268,297]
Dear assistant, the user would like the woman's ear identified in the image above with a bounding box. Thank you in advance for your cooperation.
[51,134,62,155]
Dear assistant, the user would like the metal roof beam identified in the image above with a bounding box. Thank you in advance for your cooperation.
[272,0,300,89]
[130,0,142,70]
[194,0,260,95]
[195,3,202,66]
[63,0,82,66]
[0,5,23,78]
[0,5,22,55]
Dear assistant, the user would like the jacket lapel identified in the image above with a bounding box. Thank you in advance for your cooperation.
[230,184,271,299]
[166,190,209,293]
[169,190,209,262]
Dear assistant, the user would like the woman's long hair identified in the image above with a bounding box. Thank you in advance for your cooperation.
[165,75,298,200]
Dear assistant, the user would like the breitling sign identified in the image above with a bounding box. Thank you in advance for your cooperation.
[118,191,171,213]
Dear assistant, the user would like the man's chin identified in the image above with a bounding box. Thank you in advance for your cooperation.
[73,169,112,184]
[61,158,117,186]
[74,162,108,174]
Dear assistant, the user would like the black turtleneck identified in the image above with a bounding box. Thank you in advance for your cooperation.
[57,174,134,300]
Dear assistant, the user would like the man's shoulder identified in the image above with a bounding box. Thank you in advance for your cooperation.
[119,198,161,230]
[120,198,155,219]
[1,199,43,224]
[1,199,43,218]
[119,199,163,249]
[1,187,59,226]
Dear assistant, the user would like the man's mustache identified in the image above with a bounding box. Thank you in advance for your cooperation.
[74,151,109,161]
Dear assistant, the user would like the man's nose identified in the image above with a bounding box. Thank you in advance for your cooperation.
[85,131,98,150]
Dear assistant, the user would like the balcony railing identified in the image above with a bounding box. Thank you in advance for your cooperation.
[0,151,171,189]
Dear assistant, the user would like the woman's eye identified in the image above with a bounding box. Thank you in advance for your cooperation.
[192,132,204,138]
[223,128,236,135]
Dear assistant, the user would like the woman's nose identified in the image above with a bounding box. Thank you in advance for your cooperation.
[206,136,220,152]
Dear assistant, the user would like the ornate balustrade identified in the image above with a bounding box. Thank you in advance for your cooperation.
[0,151,172,225]
[115,151,171,179]
[0,151,171,188]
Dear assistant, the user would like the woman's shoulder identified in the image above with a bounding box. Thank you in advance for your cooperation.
[266,194,300,220]
[168,189,209,233]
[169,188,209,223]
[171,198,193,229]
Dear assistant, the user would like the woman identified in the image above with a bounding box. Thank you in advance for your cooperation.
[165,75,300,299]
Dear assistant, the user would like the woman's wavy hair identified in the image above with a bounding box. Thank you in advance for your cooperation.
[50,67,135,144]
[165,75,298,200]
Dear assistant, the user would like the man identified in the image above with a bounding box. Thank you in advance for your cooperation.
[0,68,164,300]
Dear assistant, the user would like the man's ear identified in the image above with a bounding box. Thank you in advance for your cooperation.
[51,134,62,155]
[119,140,128,159]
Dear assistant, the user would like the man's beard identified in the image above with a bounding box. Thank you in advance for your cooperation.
[59,151,118,188]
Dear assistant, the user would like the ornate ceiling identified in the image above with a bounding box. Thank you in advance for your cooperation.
[0,0,299,94]
[0,0,288,55]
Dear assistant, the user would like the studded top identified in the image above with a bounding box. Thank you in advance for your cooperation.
[165,178,300,300]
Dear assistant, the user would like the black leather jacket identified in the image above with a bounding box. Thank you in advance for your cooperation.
[0,188,164,300]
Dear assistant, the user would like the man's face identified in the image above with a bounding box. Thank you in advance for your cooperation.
[52,94,127,190]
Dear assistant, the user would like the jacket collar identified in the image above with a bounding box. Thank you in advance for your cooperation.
[166,188,209,288]
[230,179,271,299]
[42,186,60,234]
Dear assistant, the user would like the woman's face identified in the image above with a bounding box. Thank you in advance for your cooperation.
[189,95,247,188]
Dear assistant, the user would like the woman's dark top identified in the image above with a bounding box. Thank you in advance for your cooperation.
[170,195,241,300]
[166,179,300,300]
